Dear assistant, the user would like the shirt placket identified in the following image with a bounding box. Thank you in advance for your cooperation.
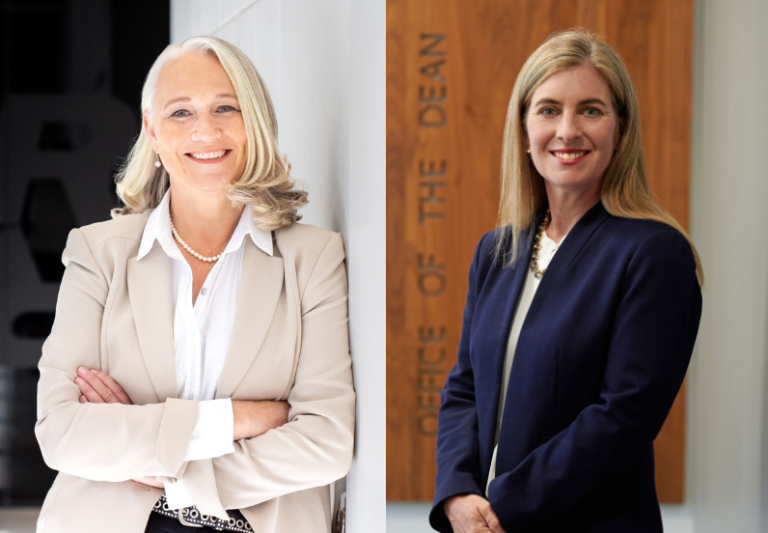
[190,253,227,401]
[179,266,202,401]
[191,280,209,402]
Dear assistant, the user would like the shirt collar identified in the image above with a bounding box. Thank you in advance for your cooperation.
[137,189,273,261]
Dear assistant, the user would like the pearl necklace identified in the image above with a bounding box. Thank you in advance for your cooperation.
[529,208,551,279]
[169,218,223,263]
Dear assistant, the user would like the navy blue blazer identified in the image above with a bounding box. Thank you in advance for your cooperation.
[430,201,702,533]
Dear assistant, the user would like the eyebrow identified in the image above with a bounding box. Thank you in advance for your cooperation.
[163,93,238,110]
[533,97,609,107]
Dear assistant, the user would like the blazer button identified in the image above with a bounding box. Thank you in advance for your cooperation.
[200,287,207,296]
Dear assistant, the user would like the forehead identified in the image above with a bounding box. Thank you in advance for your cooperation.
[531,63,613,104]
[154,51,237,103]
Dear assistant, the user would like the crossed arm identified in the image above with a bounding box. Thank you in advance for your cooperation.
[73,366,289,488]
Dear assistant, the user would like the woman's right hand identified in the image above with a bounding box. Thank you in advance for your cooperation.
[232,400,290,440]
[75,368,164,489]
[444,494,508,533]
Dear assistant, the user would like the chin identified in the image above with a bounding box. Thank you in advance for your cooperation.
[545,173,600,192]
[185,175,237,194]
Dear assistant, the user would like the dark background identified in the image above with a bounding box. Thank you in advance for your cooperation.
[0,0,169,505]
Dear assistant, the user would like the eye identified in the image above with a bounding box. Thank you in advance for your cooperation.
[170,109,191,118]
[584,106,602,117]
[539,107,557,117]
[217,105,238,113]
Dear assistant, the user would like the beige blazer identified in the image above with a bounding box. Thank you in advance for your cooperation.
[34,211,355,533]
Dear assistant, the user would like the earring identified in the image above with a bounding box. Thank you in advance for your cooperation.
[526,148,531,153]
[155,154,162,168]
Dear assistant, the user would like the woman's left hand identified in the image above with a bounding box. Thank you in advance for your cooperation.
[74,366,133,405]
[74,367,165,489]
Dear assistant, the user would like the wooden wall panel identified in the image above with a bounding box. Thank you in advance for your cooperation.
[387,0,693,502]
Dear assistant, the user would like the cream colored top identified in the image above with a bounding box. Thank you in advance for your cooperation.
[486,228,566,496]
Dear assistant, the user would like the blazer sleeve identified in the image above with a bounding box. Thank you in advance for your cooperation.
[487,228,702,530]
[35,228,199,481]
[210,232,356,509]
[429,234,489,533]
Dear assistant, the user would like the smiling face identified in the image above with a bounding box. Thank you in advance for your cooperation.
[525,63,620,198]
[144,51,247,195]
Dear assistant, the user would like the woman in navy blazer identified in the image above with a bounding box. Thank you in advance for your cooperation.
[430,29,703,533]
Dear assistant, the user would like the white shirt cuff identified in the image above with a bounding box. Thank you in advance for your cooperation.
[163,477,195,510]
[184,398,235,461]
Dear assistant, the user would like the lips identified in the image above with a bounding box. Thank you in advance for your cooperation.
[184,149,231,163]
[550,150,590,164]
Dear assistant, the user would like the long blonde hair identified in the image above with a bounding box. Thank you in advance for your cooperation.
[496,28,702,284]
[113,36,307,231]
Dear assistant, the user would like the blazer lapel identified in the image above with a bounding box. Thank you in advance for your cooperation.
[542,200,609,277]
[126,243,178,401]
[482,245,529,399]
[512,201,610,328]
[475,216,543,453]
[216,239,284,399]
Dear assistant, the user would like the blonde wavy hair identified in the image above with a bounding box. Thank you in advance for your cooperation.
[497,28,702,284]
[113,36,307,230]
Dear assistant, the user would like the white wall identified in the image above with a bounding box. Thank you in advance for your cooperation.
[687,0,768,531]
[171,2,385,532]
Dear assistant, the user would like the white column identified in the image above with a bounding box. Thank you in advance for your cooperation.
[344,3,386,532]
[688,0,768,531]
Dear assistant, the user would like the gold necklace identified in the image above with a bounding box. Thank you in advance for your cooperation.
[529,208,551,279]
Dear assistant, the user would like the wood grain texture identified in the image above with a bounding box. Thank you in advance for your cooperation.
[387,0,693,503]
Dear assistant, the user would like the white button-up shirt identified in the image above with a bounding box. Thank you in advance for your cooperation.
[136,189,273,508]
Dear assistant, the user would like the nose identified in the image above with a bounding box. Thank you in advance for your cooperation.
[190,112,222,142]
[556,110,582,143]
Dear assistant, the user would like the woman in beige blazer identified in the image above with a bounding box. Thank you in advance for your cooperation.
[34,36,355,533]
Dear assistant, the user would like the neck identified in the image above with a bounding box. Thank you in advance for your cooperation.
[544,181,601,242]
[167,184,243,257]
